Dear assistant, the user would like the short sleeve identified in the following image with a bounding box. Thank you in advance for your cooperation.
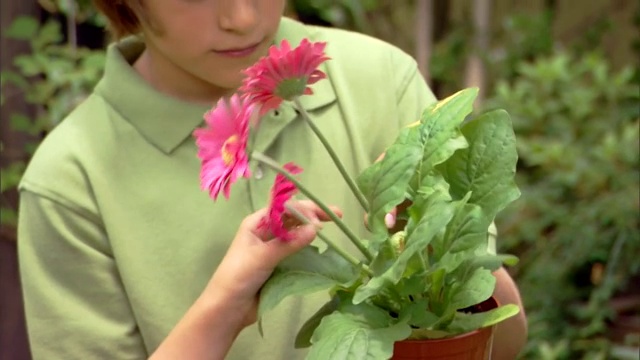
[17,190,147,359]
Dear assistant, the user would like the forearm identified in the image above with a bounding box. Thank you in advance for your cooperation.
[149,203,329,360]
[149,289,251,360]
[492,267,528,360]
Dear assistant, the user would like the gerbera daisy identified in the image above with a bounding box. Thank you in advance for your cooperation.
[193,94,255,200]
[240,39,330,114]
[259,162,303,241]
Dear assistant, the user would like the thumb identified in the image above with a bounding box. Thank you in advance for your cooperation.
[263,222,320,264]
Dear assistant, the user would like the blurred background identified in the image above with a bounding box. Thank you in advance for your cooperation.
[1,1,638,359]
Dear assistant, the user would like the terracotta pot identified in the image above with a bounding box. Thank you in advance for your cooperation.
[392,297,498,360]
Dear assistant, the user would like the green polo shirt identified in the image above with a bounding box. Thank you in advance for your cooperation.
[18,17,436,359]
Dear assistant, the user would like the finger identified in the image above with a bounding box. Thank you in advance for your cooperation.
[241,208,274,241]
[287,200,343,223]
[252,222,272,242]
[242,207,269,228]
[389,199,413,232]
[249,206,324,243]
[282,223,318,247]
[261,223,318,263]
[319,205,343,221]
[384,211,396,229]
[365,206,402,230]
[302,205,342,222]
[245,201,343,243]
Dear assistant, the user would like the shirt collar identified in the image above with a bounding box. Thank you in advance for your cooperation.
[94,17,336,154]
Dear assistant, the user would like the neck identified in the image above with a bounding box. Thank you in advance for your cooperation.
[133,48,230,106]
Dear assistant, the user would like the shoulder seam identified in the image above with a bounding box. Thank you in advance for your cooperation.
[19,180,103,226]
[395,56,420,104]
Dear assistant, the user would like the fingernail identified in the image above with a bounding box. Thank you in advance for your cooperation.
[385,213,396,229]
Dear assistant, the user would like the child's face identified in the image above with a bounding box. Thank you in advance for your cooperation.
[140,0,286,93]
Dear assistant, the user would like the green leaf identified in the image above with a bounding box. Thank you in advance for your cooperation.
[81,52,106,69]
[13,55,42,77]
[357,125,423,239]
[427,268,446,311]
[33,20,63,49]
[0,162,26,193]
[415,171,450,198]
[0,70,29,90]
[0,207,18,226]
[24,142,39,156]
[353,191,455,304]
[466,254,519,270]
[398,299,440,328]
[439,109,521,223]
[397,272,428,297]
[307,303,411,360]
[258,246,358,318]
[448,304,520,334]
[450,268,496,310]
[407,328,453,339]
[356,88,479,243]
[32,114,55,134]
[405,189,454,245]
[432,192,487,261]
[295,297,340,348]
[9,114,33,133]
[368,234,398,275]
[412,88,478,189]
[5,16,39,40]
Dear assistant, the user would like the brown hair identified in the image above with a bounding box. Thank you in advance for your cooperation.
[92,0,145,39]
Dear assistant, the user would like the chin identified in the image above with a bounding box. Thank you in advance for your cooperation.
[209,76,243,94]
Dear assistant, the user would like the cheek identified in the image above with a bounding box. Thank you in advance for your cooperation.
[264,1,286,28]
[164,23,216,54]
[145,5,218,55]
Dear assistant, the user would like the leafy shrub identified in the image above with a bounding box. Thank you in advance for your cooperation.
[0,10,105,226]
[485,51,640,359]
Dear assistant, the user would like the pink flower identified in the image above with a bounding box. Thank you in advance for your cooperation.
[259,162,303,241]
[240,39,330,115]
[193,94,255,200]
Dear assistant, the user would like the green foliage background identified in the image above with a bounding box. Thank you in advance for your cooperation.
[1,1,638,359]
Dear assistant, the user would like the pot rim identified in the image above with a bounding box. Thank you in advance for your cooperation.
[401,324,494,344]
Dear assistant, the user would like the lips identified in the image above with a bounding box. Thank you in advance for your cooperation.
[214,41,262,58]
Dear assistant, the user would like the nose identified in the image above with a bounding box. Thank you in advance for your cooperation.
[218,0,258,34]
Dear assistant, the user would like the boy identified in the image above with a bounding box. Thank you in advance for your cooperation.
[18,1,527,358]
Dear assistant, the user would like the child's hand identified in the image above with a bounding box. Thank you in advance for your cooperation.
[205,200,342,327]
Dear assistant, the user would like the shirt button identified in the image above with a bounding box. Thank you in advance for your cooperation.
[254,165,264,180]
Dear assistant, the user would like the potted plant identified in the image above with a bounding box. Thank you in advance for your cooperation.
[194,39,521,360]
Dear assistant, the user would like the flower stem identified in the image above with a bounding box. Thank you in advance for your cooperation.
[252,152,373,262]
[293,97,370,213]
[285,204,373,276]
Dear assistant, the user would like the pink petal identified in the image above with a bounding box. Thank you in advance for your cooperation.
[240,38,330,109]
[193,94,254,201]
[259,162,304,241]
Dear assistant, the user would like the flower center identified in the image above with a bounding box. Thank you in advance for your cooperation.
[275,77,308,100]
[221,135,239,166]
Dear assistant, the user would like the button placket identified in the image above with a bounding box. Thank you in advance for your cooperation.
[247,104,297,211]
[248,162,269,211]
